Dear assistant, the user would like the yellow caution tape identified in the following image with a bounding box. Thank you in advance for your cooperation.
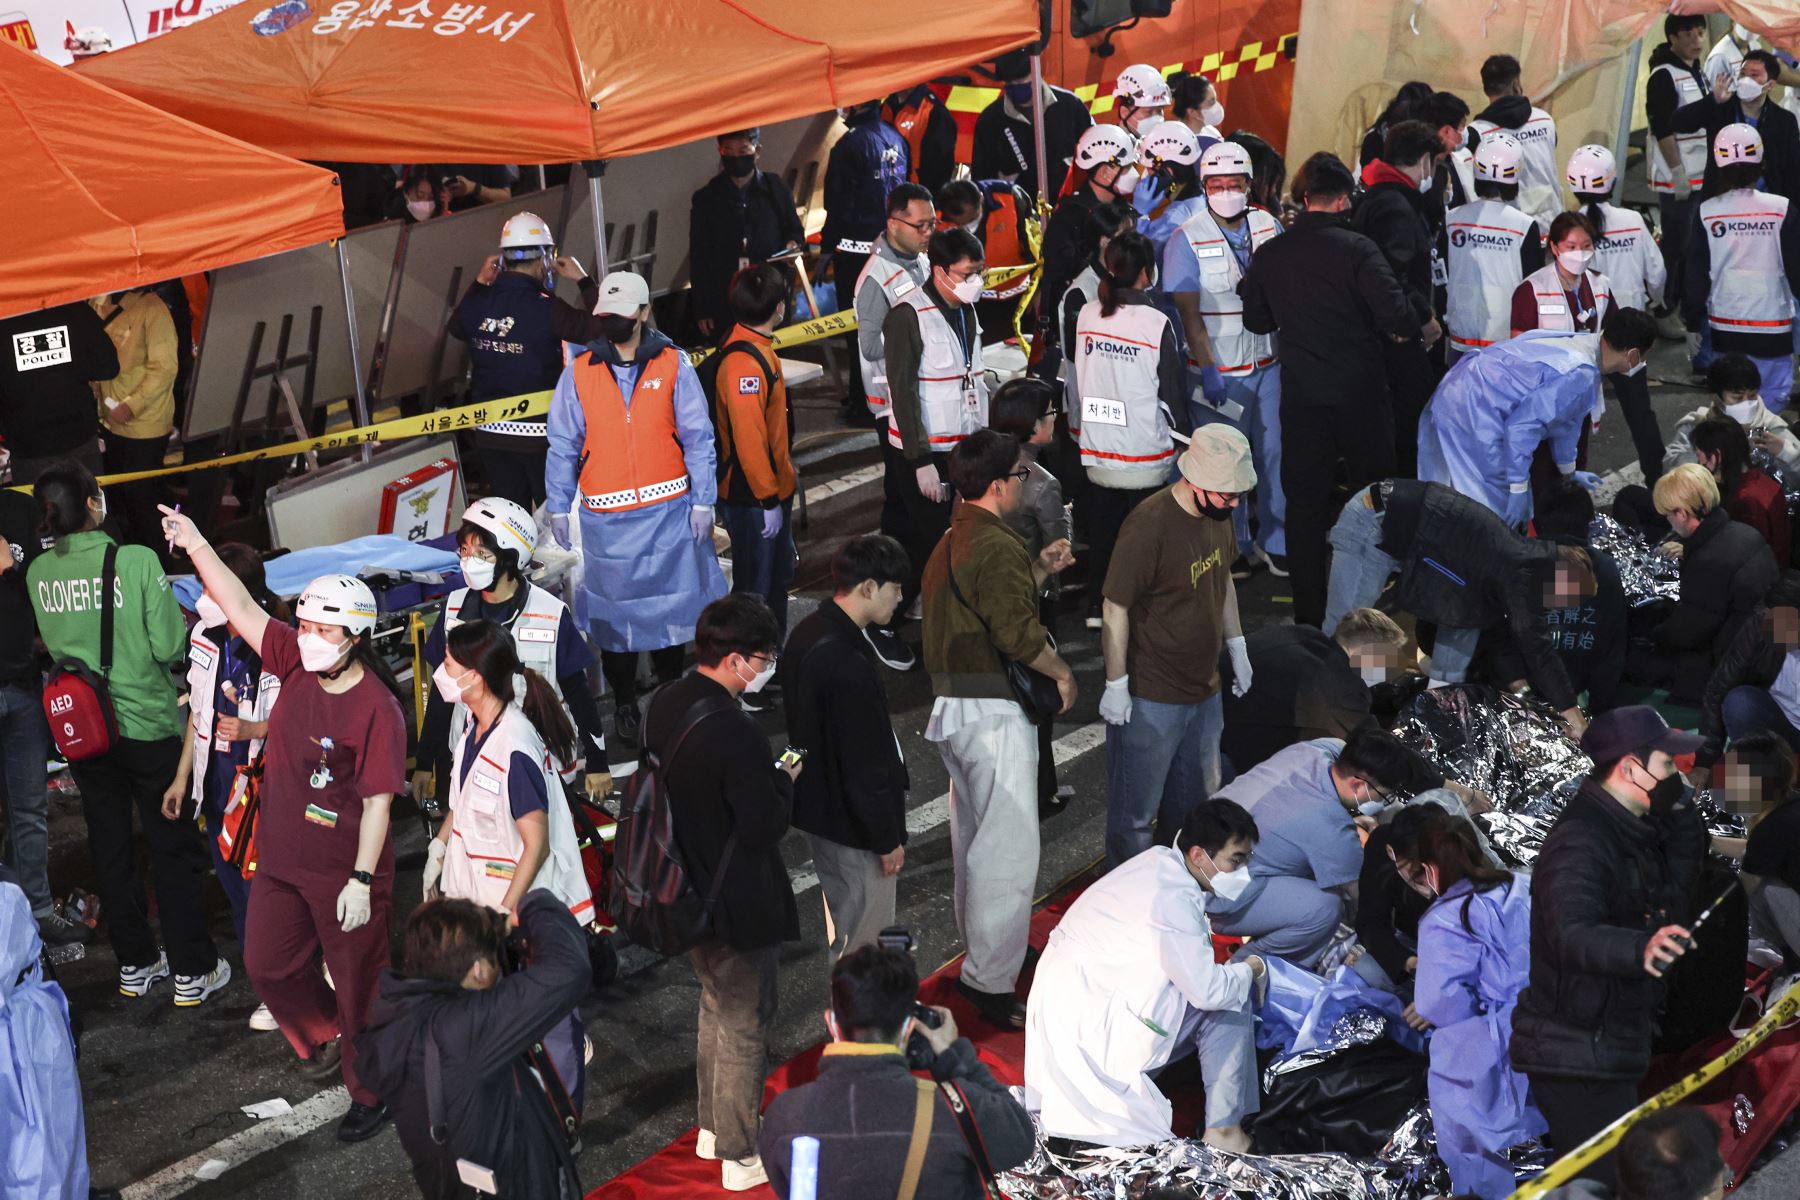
[1507,977,1800,1199]
[941,34,1297,116]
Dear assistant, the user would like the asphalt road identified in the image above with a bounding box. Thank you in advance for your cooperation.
[49,334,1800,1198]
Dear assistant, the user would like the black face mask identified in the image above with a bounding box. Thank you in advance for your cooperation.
[599,315,639,344]
[1645,770,1684,816]
[722,154,756,180]
[1198,500,1234,522]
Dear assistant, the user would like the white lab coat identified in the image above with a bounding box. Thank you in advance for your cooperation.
[1024,846,1256,1146]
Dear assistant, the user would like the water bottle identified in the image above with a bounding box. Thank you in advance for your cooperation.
[789,1135,820,1200]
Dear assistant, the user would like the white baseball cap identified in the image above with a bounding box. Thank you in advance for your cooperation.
[592,271,650,316]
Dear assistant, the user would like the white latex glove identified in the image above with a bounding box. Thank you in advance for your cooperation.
[336,878,372,932]
[1227,636,1253,697]
[548,513,572,550]
[915,464,946,503]
[688,504,714,542]
[1100,675,1133,725]
[422,838,445,899]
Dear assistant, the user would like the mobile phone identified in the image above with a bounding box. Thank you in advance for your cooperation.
[775,745,808,770]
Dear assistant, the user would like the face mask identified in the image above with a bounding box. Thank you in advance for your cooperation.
[1358,799,1387,817]
[1197,499,1234,522]
[961,218,982,237]
[1725,399,1760,425]
[1129,112,1162,136]
[1639,764,1684,815]
[1200,100,1225,128]
[1737,77,1767,104]
[1112,166,1142,196]
[459,555,497,591]
[1459,125,1472,149]
[297,631,349,673]
[1418,865,1441,899]
[736,654,776,694]
[406,199,435,221]
[1556,249,1594,275]
[432,661,475,703]
[1208,188,1249,219]
[950,272,984,305]
[195,593,229,629]
[1201,849,1252,902]
[1417,168,1435,195]
[598,314,639,344]
[93,490,107,524]
[721,153,756,179]
[1004,82,1035,106]
[1357,663,1388,686]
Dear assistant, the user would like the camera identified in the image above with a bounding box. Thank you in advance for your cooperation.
[878,926,942,1070]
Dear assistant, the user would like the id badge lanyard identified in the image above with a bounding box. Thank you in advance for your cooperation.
[955,306,979,416]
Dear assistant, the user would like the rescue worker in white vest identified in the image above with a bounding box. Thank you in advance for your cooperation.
[1059,202,1139,367]
[1645,13,1710,322]
[1683,124,1800,414]
[1165,140,1285,575]
[422,618,594,1114]
[1443,133,1544,362]
[545,271,726,750]
[1070,231,1190,627]
[1041,125,1141,340]
[853,183,935,671]
[416,499,609,806]
[1470,55,1561,233]
[883,226,990,617]
[1568,145,1669,484]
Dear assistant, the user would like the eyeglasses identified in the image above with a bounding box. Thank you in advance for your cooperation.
[746,651,779,667]
[890,216,936,234]
[1006,467,1032,484]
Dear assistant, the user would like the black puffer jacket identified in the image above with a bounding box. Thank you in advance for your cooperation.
[1352,166,1437,325]
[1511,780,1706,1081]
[1653,506,1780,700]
[1376,480,1576,710]
[1695,574,1800,767]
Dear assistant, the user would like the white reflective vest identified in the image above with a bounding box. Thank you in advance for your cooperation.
[1072,298,1178,489]
[1647,63,1708,193]
[885,290,987,451]
[443,583,581,780]
[1445,200,1538,353]
[441,703,594,921]
[1699,190,1796,337]
[1519,263,1613,334]
[1059,265,1102,380]
[853,245,928,419]
[1447,146,1475,206]
[1173,205,1281,377]
[1472,109,1559,231]
[1587,201,1665,313]
[185,628,282,808]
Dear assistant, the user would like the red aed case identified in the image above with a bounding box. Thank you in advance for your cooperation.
[377,457,460,542]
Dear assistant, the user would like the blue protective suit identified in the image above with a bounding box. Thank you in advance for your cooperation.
[1417,331,1601,520]
[545,330,725,652]
[1412,873,1545,1200]
[1,872,87,1199]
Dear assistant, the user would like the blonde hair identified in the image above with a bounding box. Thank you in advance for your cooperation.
[1652,462,1719,518]
[1334,607,1406,649]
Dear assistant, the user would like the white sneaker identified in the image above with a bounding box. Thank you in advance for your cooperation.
[119,952,170,998]
[248,1001,279,1031]
[695,1129,717,1160]
[721,1156,767,1191]
[174,957,232,1008]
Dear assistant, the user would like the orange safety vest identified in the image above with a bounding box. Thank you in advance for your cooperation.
[572,348,691,513]
[885,89,938,183]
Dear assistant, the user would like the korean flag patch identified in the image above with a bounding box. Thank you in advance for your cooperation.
[737,376,762,394]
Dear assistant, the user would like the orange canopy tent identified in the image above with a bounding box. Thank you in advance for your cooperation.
[1,38,342,318]
[75,0,1041,163]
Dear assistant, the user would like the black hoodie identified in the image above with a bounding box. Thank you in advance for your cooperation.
[1473,93,1534,132]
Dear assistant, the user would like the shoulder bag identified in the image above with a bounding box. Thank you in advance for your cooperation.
[942,529,1061,726]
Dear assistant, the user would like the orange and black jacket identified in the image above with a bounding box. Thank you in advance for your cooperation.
[712,324,797,507]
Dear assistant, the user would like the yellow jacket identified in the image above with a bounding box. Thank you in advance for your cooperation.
[91,291,177,440]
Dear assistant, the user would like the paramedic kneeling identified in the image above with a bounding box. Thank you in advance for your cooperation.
[1025,800,1267,1153]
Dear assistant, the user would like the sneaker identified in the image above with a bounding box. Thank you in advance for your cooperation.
[953,977,1027,1029]
[615,699,642,749]
[862,625,917,672]
[695,1128,718,1161]
[119,953,170,998]
[249,1002,279,1032]
[336,1101,390,1143]
[1260,550,1289,578]
[37,908,93,947]
[1230,555,1261,582]
[1084,606,1102,630]
[300,1037,343,1083]
[721,1156,768,1192]
[173,957,232,1008]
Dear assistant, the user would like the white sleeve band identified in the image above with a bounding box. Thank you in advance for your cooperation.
[1508,482,1531,494]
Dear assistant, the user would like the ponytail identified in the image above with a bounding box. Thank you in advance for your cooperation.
[351,637,414,754]
[34,459,99,540]
[1416,816,1512,935]
[446,619,575,767]
[1097,231,1156,318]
[1572,192,1608,242]
[519,666,577,768]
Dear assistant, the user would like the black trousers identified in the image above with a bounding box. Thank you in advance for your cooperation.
[834,249,872,410]
[899,451,954,609]
[476,442,549,511]
[101,432,171,562]
[1610,370,1665,485]
[1528,1073,1640,1188]
[879,432,918,620]
[601,646,686,708]
[1657,194,1698,313]
[1082,482,1163,611]
[1383,339,1439,480]
[69,736,218,977]
[1283,399,1397,628]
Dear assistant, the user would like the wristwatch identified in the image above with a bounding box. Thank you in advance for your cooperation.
[349,870,373,886]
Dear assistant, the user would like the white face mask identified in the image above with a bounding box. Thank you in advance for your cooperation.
[1417,168,1435,195]
[1208,188,1249,219]
[961,218,981,237]
[92,490,107,524]
[432,661,474,703]
[1358,799,1387,817]
[1737,76,1767,104]
[1200,848,1252,902]
[297,631,350,673]
[1725,398,1760,425]
[459,555,497,591]
[950,272,984,305]
[1112,166,1142,196]
[737,654,777,694]
[1458,125,1472,149]
[1555,248,1594,275]
[195,593,228,629]
[406,199,435,221]
[1200,100,1225,128]
[1357,663,1388,686]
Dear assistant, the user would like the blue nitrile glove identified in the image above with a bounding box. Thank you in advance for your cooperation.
[761,506,784,539]
[1571,470,1603,492]
[689,504,714,542]
[1132,171,1168,216]
[1200,365,1229,409]
[548,513,572,550]
[1502,487,1531,529]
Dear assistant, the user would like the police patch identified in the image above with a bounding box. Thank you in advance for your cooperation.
[738,377,762,394]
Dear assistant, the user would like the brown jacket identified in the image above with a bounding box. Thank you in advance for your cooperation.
[922,503,1048,698]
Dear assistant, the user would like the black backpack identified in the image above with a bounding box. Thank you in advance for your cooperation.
[605,688,733,955]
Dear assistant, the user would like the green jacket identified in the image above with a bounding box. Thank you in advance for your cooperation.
[922,504,1048,699]
[28,529,186,742]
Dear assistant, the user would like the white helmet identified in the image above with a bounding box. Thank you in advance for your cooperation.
[499,211,555,250]
[296,574,378,636]
[460,497,537,563]
[1715,122,1764,165]
[1200,141,1254,179]
[1472,132,1524,183]
[1139,121,1200,169]
[1074,124,1139,172]
[1565,144,1615,193]
[1112,63,1172,109]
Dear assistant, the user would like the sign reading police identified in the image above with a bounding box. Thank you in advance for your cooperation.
[12,326,72,371]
